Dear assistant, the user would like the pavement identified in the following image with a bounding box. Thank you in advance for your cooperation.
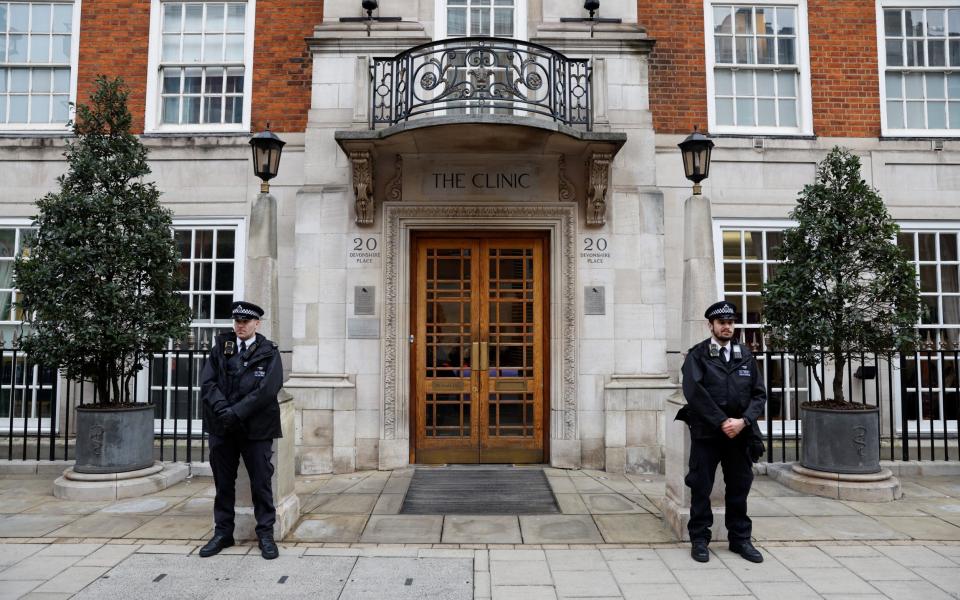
[0,467,959,598]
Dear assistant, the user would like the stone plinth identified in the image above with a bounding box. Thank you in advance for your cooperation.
[604,375,677,474]
[234,390,301,540]
[767,462,902,502]
[53,462,188,502]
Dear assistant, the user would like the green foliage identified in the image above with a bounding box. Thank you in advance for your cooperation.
[762,147,921,403]
[14,76,191,405]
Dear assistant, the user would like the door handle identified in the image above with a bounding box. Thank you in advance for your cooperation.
[480,342,489,372]
[471,342,480,374]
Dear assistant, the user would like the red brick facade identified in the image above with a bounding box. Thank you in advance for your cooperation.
[638,0,883,137]
[76,0,322,134]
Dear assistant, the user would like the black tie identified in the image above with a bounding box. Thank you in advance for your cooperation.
[720,347,727,362]
[239,341,247,355]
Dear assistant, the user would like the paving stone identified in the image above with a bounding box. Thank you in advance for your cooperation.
[770,496,861,516]
[359,515,442,544]
[75,544,140,567]
[207,554,357,599]
[673,568,751,596]
[839,499,930,517]
[620,493,660,514]
[0,543,44,567]
[23,500,109,516]
[714,548,797,582]
[835,555,921,581]
[765,545,842,568]
[491,586,557,600]
[915,498,960,519]
[900,482,949,498]
[544,549,608,571]
[929,543,960,560]
[655,547,727,570]
[0,497,54,514]
[872,579,956,600]
[579,493,644,514]
[874,516,960,540]
[554,494,589,514]
[743,497,795,517]
[289,515,367,543]
[34,543,103,557]
[72,553,243,600]
[791,567,880,595]
[0,580,42,599]
[751,516,826,541]
[593,514,677,543]
[571,477,612,494]
[817,544,883,557]
[489,549,545,561]
[48,514,151,539]
[875,544,958,567]
[0,555,80,581]
[372,494,404,515]
[749,479,807,497]
[552,569,620,597]
[100,498,174,515]
[123,516,212,540]
[519,515,603,544]
[165,497,214,516]
[619,582,689,600]
[382,476,412,495]
[599,548,659,561]
[490,559,552,586]
[33,566,110,594]
[442,516,521,544]
[0,515,75,538]
[608,558,676,584]
[746,581,821,600]
[800,515,908,540]
[309,493,379,515]
[912,566,960,595]
[547,478,577,494]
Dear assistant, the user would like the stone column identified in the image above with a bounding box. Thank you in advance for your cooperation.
[234,190,300,540]
[662,192,726,541]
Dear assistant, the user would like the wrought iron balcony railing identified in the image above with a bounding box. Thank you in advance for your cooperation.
[370,37,591,130]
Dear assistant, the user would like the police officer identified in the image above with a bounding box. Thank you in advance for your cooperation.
[198,301,283,560]
[679,300,765,564]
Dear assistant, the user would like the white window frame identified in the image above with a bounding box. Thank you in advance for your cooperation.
[144,0,255,134]
[704,0,813,135]
[434,0,527,40]
[140,218,245,435]
[0,0,81,133]
[876,0,960,136]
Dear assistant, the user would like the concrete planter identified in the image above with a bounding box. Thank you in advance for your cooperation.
[800,404,880,474]
[74,404,155,474]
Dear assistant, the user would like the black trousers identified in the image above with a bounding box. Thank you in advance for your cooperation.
[685,436,753,544]
[209,432,276,538]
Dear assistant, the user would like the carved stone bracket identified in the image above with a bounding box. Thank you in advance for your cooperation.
[586,152,612,226]
[385,154,402,202]
[558,155,576,203]
[349,150,374,225]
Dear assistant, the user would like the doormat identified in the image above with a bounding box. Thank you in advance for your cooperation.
[400,468,560,514]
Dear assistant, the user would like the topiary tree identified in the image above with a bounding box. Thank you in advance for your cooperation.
[762,147,922,404]
[14,75,191,406]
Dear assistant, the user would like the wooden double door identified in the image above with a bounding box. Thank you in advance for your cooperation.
[412,233,548,464]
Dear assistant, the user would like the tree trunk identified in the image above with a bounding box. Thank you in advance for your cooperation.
[832,352,845,403]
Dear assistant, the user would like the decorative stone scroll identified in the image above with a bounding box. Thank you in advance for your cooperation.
[558,155,576,203]
[586,152,612,226]
[385,155,402,202]
[349,151,374,225]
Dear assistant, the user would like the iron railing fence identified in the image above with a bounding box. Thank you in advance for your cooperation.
[0,339,235,463]
[370,37,592,129]
[754,349,959,464]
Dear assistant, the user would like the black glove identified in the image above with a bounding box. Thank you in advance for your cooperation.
[217,407,242,432]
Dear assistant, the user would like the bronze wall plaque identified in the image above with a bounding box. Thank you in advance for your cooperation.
[431,380,466,392]
[495,380,528,392]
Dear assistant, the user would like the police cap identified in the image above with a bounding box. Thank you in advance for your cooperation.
[704,300,738,322]
[231,301,264,321]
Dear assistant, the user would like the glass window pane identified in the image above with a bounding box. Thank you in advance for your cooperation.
[9,68,28,92]
[951,40,960,68]
[941,266,959,293]
[886,72,902,99]
[735,70,754,95]
[0,69,5,93]
[886,39,904,66]
[714,6,732,34]
[756,71,775,96]
[723,231,742,259]
[715,36,733,63]
[204,34,223,61]
[183,96,200,123]
[205,67,223,93]
[928,74,946,99]
[0,34,5,62]
[225,96,242,123]
[29,35,50,63]
[942,233,959,261]
[778,99,797,127]
[162,33,180,61]
[53,4,72,33]
[777,7,796,35]
[777,38,796,65]
[950,102,960,128]
[928,9,945,36]
[735,37,754,64]
[207,3,225,31]
[950,9,960,36]
[162,96,180,124]
[226,4,245,32]
[470,7,490,35]
[216,230,235,259]
[29,94,48,123]
[885,9,902,36]
[32,69,50,92]
[715,69,733,95]
[226,68,243,92]
[8,34,26,61]
[9,4,28,32]
[949,74,960,98]
[31,4,51,33]
[757,36,775,64]
[53,68,69,93]
[757,7,774,35]
[184,3,203,32]
[716,97,734,125]
[757,98,775,125]
[930,40,946,66]
[9,95,27,122]
[736,98,754,126]
[162,68,181,93]
[52,94,67,122]
[907,9,925,36]
[224,34,243,61]
[183,67,202,93]
[494,8,512,36]
[163,3,181,32]
[204,96,221,123]
[777,71,796,96]
[735,7,753,34]
[724,263,742,291]
[905,73,924,99]
[448,7,466,36]
[51,34,69,62]
[929,101,947,129]
[919,233,937,261]
[906,101,924,128]
[907,39,924,66]
[182,34,201,61]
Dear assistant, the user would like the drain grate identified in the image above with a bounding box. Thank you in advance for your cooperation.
[400,468,560,514]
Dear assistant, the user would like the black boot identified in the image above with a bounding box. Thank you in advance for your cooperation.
[198,534,234,558]
[729,540,763,563]
[691,540,710,563]
[258,535,279,560]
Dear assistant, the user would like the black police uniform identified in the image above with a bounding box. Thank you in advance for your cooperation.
[680,337,765,545]
[200,330,283,540]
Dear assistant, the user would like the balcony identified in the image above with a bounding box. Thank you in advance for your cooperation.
[369,37,592,130]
